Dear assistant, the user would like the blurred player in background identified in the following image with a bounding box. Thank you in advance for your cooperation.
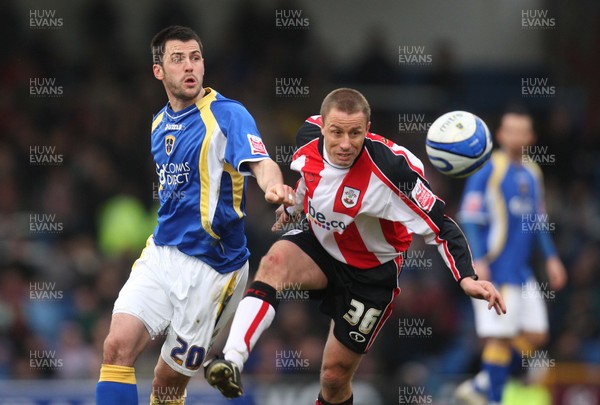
[95,26,294,404]
[455,111,567,405]
[204,88,506,405]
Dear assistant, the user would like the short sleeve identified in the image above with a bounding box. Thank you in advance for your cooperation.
[458,163,493,225]
[215,101,270,176]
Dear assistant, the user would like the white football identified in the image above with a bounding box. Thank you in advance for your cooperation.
[425,111,492,177]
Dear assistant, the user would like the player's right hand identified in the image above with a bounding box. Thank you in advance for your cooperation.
[460,277,507,315]
[265,184,295,205]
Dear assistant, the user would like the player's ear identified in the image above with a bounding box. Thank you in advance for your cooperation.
[366,121,371,133]
[153,64,164,80]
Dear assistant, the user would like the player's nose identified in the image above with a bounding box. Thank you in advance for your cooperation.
[339,134,352,149]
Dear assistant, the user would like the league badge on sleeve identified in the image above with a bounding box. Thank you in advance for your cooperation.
[411,179,435,212]
[342,186,360,208]
[247,134,268,155]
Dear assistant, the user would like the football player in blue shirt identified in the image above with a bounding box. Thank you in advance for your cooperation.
[96,26,295,405]
[455,111,567,405]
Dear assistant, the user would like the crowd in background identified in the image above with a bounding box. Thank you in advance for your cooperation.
[1,0,599,402]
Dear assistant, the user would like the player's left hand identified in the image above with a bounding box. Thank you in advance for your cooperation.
[271,205,296,232]
[265,184,295,205]
[460,277,507,315]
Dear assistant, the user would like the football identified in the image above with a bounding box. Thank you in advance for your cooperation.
[425,111,492,177]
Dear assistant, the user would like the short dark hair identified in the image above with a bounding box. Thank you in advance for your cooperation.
[502,103,531,118]
[151,25,203,65]
[320,88,371,123]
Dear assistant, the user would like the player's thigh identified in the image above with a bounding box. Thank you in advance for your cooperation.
[322,258,399,354]
[160,258,249,377]
[473,284,522,338]
[321,322,364,382]
[255,239,327,290]
[519,278,549,334]
[109,238,172,362]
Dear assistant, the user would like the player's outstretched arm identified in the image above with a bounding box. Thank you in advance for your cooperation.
[248,159,295,205]
[459,277,506,315]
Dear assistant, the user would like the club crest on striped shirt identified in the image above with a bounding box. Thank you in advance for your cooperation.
[342,186,360,208]
[165,135,176,156]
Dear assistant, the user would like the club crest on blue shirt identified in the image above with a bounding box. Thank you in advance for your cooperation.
[165,135,176,156]
[342,186,360,208]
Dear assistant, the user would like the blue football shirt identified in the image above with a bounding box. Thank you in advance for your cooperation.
[458,150,555,285]
[150,88,270,273]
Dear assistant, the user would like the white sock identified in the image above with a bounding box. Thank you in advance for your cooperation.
[473,370,490,392]
[223,296,276,372]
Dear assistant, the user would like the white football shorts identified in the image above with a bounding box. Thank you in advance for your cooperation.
[113,236,249,376]
[472,279,548,338]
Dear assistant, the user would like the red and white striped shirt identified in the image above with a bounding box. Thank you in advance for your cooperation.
[289,115,475,282]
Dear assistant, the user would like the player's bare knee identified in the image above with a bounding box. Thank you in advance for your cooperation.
[256,250,289,287]
[102,334,136,365]
[320,363,352,391]
[523,332,548,348]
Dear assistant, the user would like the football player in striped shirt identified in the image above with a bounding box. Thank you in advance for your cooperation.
[205,88,506,404]
[454,111,567,405]
[95,26,295,404]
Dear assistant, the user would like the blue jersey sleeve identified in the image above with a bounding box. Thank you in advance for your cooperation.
[536,230,557,258]
[458,162,492,225]
[213,100,270,175]
[458,162,493,260]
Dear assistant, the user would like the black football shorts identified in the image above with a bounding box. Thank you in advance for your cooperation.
[281,229,401,354]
